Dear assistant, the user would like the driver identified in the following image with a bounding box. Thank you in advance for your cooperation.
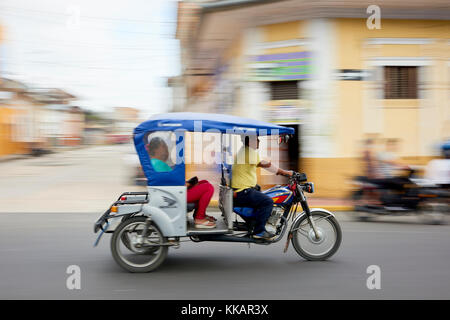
[232,134,293,240]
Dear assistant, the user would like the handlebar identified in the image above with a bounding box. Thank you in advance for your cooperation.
[287,172,314,193]
[290,171,307,182]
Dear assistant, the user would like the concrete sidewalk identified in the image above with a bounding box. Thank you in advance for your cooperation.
[0,145,87,163]
[0,154,28,162]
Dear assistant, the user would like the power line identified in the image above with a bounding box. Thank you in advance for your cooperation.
[2,60,172,71]
[0,5,176,24]
[0,11,175,36]
[3,38,179,51]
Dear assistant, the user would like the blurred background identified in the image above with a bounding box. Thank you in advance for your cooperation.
[171,0,449,202]
[0,0,449,212]
[0,0,449,301]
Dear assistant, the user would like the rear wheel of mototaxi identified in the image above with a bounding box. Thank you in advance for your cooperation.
[291,210,342,261]
[111,216,168,272]
[120,216,159,255]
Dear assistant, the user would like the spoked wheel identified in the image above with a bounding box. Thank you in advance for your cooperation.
[352,190,374,222]
[291,210,342,261]
[111,217,168,272]
[120,222,159,255]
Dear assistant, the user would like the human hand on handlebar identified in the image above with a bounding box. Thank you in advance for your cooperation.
[277,168,293,177]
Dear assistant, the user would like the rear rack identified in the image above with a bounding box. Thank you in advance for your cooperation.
[94,191,149,233]
[112,191,149,205]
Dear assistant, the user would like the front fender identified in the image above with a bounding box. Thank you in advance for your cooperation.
[141,205,187,237]
[290,208,336,231]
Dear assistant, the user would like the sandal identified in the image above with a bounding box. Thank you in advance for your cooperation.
[194,218,216,229]
[194,215,216,222]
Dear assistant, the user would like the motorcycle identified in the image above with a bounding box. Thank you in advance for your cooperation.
[350,167,449,224]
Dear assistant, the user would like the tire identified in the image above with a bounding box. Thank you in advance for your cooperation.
[111,217,168,272]
[291,210,342,261]
[120,231,160,255]
[120,216,159,254]
[351,190,372,221]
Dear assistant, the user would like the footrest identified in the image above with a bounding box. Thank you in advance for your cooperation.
[187,217,230,235]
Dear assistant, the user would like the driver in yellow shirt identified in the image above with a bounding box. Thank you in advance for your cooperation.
[232,135,293,240]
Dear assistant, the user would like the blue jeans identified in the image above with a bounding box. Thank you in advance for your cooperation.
[234,188,274,234]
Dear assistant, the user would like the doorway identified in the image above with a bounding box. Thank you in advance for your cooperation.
[281,124,300,172]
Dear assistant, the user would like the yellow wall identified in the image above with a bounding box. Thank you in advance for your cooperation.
[0,107,27,157]
[334,18,450,158]
[262,20,307,55]
[212,18,449,198]
[301,155,436,198]
[288,19,448,198]
[335,18,450,68]
[302,18,449,198]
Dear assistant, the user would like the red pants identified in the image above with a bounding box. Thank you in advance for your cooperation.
[187,180,214,219]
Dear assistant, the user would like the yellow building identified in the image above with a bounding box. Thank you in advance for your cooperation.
[0,78,29,158]
[175,0,450,198]
[0,24,26,157]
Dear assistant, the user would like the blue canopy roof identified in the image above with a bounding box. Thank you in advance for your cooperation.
[134,112,295,136]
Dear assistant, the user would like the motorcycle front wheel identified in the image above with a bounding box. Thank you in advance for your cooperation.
[291,210,342,261]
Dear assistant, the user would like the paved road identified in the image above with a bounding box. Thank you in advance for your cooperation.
[1,145,449,299]
[0,211,449,299]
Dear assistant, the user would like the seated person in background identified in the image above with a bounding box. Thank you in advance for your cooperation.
[374,138,410,190]
[146,137,216,228]
[424,141,450,188]
[377,139,408,179]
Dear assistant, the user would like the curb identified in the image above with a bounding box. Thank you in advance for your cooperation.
[0,145,93,163]
[0,154,28,163]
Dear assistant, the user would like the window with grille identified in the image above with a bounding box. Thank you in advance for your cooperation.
[384,66,418,99]
[269,81,300,100]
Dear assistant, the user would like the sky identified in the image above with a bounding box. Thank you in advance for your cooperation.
[0,0,180,118]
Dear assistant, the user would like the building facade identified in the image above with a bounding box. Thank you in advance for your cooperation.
[175,0,450,198]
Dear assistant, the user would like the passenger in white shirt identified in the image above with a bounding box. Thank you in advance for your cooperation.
[424,142,450,187]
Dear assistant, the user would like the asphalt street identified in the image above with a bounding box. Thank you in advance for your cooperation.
[0,211,449,299]
[1,145,449,299]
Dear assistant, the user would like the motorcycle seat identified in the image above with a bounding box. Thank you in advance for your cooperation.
[233,207,256,218]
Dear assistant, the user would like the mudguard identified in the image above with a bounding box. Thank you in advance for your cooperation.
[141,205,187,237]
[290,208,336,231]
